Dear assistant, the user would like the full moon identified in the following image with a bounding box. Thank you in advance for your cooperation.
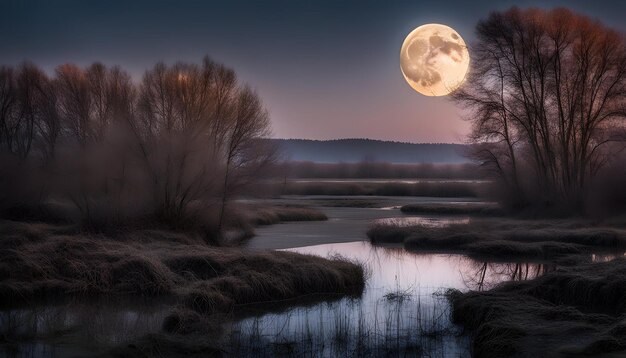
[400,23,470,96]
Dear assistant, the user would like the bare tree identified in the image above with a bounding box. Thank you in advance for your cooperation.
[135,57,273,239]
[216,86,272,233]
[32,67,60,162]
[0,66,18,156]
[137,60,223,223]
[55,64,92,146]
[0,64,59,161]
[456,7,626,210]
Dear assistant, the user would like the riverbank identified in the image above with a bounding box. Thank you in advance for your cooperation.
[1,196,481,356]
[448,258,626,357]
[365,202,626,356]
[246,197,482,250]
[0,213,364,356]
[368,215,626,260]
[7,195,626,357]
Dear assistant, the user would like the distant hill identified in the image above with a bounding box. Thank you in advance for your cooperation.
[270,139,470,163]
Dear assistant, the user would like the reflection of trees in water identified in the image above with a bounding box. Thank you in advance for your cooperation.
[365,244,449,290]
[460,258,557,291]
[356,243,419,283]
[228,291,469,357]
[353,244,559,293]
[0,302,169,357]
[229,243,471,356]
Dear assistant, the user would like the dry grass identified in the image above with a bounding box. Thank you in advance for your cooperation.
[0,220,363,307]
[0,219,365,355]
[448,258,626,357]
[367,224,413,244]
[6,201,328,247]
[367,217,626,259]
[243,204,328,226]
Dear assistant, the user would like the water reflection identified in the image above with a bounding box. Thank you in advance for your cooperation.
[459,259,556,291]
[228,293,465,357]
[0,300,170,358]
[228,242,551,356]
[0,241,594,357]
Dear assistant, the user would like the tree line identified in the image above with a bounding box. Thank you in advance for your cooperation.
[0,57,276,242]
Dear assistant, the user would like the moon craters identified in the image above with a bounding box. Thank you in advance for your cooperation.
[400,24,470,96]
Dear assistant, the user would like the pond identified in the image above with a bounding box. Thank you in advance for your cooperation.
[228,241,554,357]
[0,299,172,357]
[231,202,555,356]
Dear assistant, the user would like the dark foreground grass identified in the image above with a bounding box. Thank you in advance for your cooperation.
[0,220,365,356]
[367,217,626,260]
[0,221,364,305]
[447,258,626,357]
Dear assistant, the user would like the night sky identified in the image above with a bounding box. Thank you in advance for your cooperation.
[1,0,624,142]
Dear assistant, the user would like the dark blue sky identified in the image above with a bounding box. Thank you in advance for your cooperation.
[1,0,624,142]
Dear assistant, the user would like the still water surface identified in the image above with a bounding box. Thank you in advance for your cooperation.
[228,242,553,356]
[230,204,551,356]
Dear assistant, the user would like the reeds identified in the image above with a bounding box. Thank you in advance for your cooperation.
[226,290,467,357]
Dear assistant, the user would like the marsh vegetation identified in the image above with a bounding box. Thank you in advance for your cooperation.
[448,258,626,357]
[2,5,626,358]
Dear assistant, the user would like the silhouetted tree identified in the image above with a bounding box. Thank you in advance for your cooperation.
[0,63,55,160]
[137,59,231,226]
[456,8,626,210]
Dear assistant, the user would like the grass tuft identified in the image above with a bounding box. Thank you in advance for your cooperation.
[448,258,626,356]
[0,219,365,318]
[367,217,626,260]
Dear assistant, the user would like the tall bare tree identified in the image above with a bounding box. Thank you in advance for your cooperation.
[0,63,58,161]
[136,57,273,238]
[456,7,626,209]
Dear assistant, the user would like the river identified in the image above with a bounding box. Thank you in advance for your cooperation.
[1,196,549,357]
[229,197,551,356]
